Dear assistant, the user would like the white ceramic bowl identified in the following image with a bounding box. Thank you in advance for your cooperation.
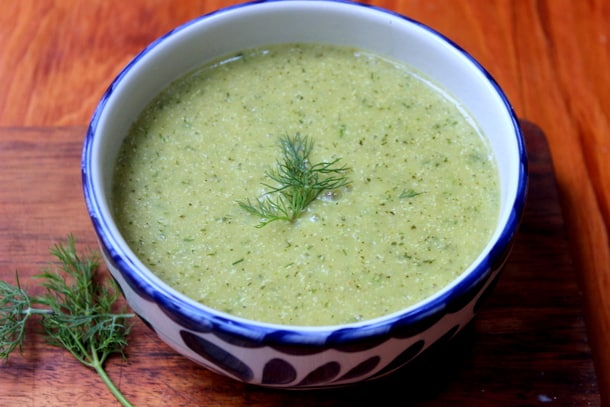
[82,0,527,389]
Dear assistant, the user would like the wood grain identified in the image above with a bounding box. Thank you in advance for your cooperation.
[1,0,608,405]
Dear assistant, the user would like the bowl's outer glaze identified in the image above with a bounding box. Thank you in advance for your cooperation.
[83,0,527,388]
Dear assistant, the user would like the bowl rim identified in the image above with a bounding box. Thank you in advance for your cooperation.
[82,0,528,345]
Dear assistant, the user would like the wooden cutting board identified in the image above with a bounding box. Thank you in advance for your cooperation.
[0,121,600,405]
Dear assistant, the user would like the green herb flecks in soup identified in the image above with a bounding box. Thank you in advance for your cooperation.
[112,43,499,326]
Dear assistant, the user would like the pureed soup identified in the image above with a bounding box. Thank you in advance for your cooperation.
[112,43,500,326]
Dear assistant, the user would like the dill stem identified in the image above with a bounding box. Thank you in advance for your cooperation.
[22,307,54,316]
[90,345,133,407]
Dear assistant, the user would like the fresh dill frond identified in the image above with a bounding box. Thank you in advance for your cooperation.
[0,235,135,407]
[399,189,425,199]
[1,275,45,359]
[238,133,350,227]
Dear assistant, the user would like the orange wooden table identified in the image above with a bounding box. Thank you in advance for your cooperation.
[1,1,608,406]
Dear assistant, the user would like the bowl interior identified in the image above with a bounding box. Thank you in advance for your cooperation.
[85,0,525,329]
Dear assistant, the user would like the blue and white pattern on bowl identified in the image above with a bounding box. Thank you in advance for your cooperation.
[101,242,507,387]
[82,0,528,389]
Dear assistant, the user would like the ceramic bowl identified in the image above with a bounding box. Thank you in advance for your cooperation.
[82,0,527,389]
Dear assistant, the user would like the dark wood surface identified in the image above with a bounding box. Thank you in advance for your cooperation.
[1,1,608,405]
[0,123,599,406]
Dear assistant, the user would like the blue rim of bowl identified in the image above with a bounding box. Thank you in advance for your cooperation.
[82,0,528,346]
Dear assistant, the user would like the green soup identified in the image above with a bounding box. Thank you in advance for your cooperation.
[112,43,499,326]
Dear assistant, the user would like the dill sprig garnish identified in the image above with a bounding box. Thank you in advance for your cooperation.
[238,133,350,227]
[0,235,134,407]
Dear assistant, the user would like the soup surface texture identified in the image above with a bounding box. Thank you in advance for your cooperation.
[112,43,499,326]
